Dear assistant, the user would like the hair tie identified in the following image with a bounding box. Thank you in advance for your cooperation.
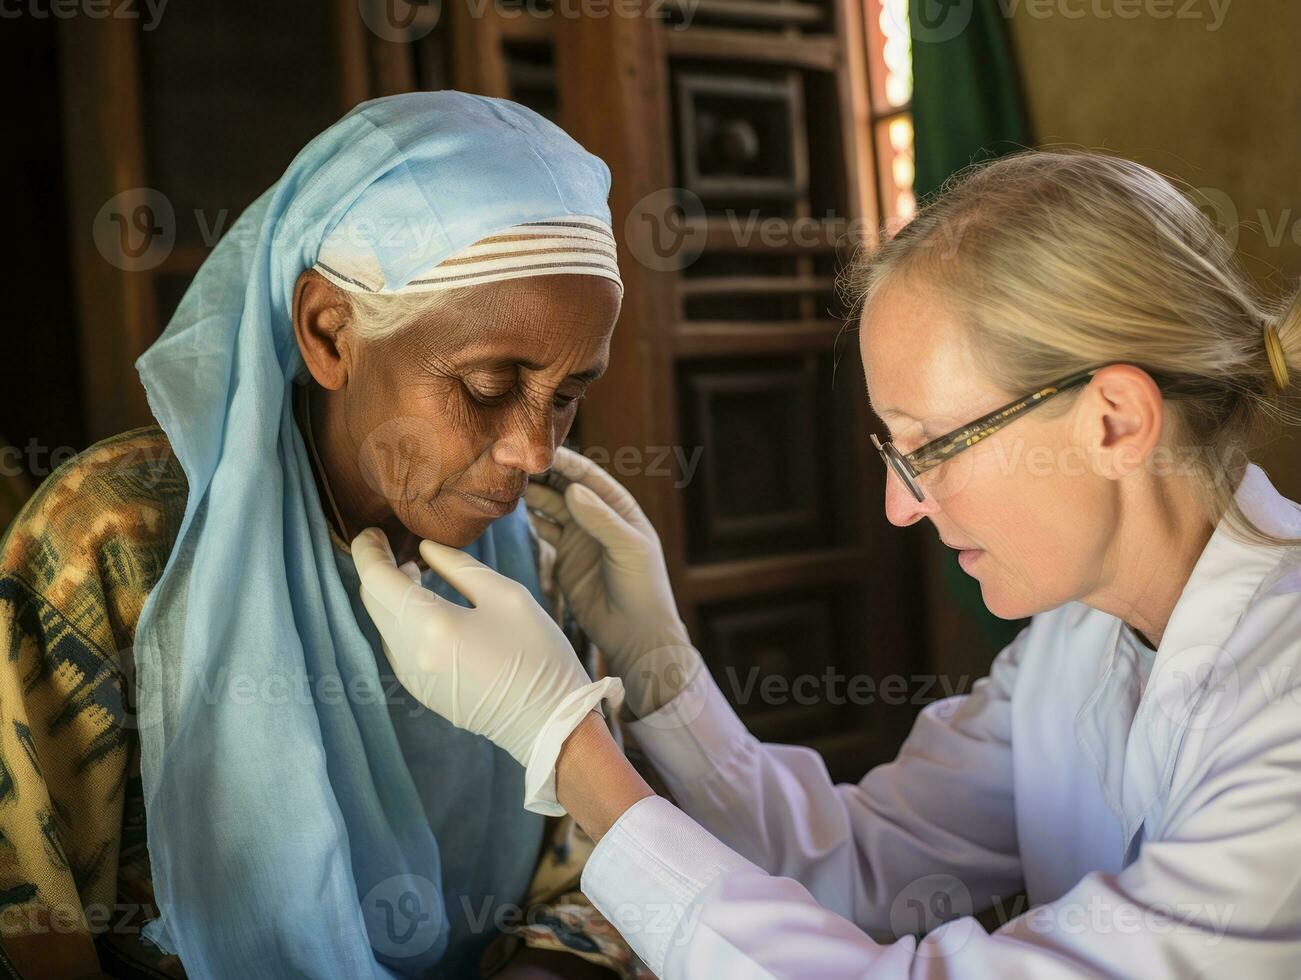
[1264,322,1290,392]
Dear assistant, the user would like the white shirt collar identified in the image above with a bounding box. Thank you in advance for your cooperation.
[1080,464,1299,845]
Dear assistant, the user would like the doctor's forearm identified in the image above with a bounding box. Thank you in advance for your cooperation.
[555,712,654,842]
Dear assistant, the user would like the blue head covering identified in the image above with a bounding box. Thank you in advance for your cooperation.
[132,92,615,977]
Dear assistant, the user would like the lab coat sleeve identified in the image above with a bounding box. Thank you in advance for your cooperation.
[611,629,1028,932]
[580,670,1301,978]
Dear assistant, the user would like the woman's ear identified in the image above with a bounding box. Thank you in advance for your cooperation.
[292,270,354,391]
[1075,364,1165,480]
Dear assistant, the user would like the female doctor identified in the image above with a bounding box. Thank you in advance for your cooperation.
[354,150,1301,977]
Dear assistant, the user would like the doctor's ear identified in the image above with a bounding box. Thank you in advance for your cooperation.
[292,269,356,392]
[1074,364,1165,481]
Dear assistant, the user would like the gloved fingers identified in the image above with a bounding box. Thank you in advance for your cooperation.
[529,513,563,549]
[524,482,573,526]
[550,448,646,528]
[352,528,419,616]
[359,582,400,644]
[397,560,421,584]
[563,482,646,554]
[419,538,518,607]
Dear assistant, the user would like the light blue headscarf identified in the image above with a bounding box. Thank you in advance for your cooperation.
[132,92,614,978]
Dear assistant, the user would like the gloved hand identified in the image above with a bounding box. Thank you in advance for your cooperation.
[524,448,703,718]
[352,527,623,816]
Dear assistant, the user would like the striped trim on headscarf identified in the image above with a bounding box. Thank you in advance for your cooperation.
[313,216,622,295]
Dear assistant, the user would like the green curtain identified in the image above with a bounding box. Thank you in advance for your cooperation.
[908,0,1033,649]
[910,0,1032,201]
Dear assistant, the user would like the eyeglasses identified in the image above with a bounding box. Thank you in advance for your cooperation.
[871,368,1099,503]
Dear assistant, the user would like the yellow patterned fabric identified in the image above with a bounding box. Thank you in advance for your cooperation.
[0,427,645,979]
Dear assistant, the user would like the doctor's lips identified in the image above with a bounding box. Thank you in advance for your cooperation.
[942,536,986,572]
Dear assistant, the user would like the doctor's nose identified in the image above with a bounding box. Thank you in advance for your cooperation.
[883,471,938,528]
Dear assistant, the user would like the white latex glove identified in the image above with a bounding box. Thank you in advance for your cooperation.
[525,448,703,718]
[352,527,623,816]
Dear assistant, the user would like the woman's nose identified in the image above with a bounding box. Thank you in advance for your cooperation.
[490,408,555,474]
[882,472,936,527]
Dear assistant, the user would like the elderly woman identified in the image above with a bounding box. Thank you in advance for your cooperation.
[0,93,634,979]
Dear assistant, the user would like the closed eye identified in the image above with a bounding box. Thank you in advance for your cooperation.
[463,367,517,403]
[464,377,587,410]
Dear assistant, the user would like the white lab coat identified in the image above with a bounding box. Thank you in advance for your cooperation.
[580,463,1301,978]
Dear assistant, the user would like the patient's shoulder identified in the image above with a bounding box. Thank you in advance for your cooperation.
[0,426,189,652]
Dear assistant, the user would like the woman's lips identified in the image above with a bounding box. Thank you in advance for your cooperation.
[957,548,985,573]
[449,488,522,517]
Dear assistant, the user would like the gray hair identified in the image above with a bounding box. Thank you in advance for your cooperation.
[344,288,474,343]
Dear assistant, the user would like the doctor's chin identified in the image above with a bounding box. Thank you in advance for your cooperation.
[4,2,1300,978]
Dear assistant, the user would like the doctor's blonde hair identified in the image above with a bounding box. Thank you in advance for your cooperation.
[844,149,1301,546]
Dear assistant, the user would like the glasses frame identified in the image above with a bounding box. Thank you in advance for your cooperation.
[871,367,1100,503]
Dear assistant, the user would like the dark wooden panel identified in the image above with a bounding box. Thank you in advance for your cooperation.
[153,273,193,331]
[685,546,866,602]
[58,14,155,441]
[674,320,842,357]
[137,2,345,251]
[673,68,807,212]
[678,355,829,561]
[700,590,840,741]
[663,0,831,34]
[666,28,839,70]
[504,41,558,120]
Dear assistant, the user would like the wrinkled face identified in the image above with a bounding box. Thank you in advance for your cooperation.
[342,276,620,548]
[859,275,1117,619]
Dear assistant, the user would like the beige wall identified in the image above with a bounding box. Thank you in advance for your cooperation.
[1008,0,1301,498]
